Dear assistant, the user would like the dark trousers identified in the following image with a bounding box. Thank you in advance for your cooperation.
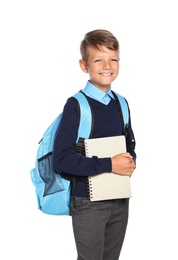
[71,197,129,260]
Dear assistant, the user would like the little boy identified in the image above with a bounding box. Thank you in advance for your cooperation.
[53,29,136,260]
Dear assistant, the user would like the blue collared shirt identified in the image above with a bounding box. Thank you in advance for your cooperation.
[82,81,115,105]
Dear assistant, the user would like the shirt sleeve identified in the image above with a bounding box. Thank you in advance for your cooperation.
[52,97,112,177]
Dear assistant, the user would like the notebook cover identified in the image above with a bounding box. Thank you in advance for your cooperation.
[84,135,131,201]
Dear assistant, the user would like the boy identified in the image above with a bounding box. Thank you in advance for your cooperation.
[53,29,136,260]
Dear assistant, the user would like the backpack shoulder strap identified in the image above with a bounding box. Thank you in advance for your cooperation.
[72,90,93,142]
[111,91,129,127]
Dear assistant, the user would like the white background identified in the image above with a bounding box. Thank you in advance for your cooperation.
[1,0,178,259]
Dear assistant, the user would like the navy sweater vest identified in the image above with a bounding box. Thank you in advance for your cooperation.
[53,96,135,197]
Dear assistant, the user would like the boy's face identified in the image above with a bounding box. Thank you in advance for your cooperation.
[79,45,119,92]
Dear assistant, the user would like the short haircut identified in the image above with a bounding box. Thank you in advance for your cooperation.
[80,29,119,62]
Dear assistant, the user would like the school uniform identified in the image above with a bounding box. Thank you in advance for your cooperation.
[53,80,136,260]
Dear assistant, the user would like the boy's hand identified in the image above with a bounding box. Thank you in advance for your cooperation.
[111,152,136,176]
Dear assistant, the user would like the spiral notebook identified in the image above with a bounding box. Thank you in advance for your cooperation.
[84,135,131,201]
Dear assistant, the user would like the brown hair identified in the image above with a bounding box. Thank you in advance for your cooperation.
[80,29,119,62]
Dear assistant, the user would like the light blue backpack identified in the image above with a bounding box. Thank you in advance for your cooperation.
[30,90,129,216]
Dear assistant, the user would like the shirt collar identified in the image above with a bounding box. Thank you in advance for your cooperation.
[82,81,114,102]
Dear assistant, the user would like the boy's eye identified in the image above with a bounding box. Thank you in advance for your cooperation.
[94,59,118,63]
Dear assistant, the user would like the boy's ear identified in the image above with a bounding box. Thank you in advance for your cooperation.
[79,59,88,73]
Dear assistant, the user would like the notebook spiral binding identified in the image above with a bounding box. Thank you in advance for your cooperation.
[84,140,93,200]
[87,176,93,200]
